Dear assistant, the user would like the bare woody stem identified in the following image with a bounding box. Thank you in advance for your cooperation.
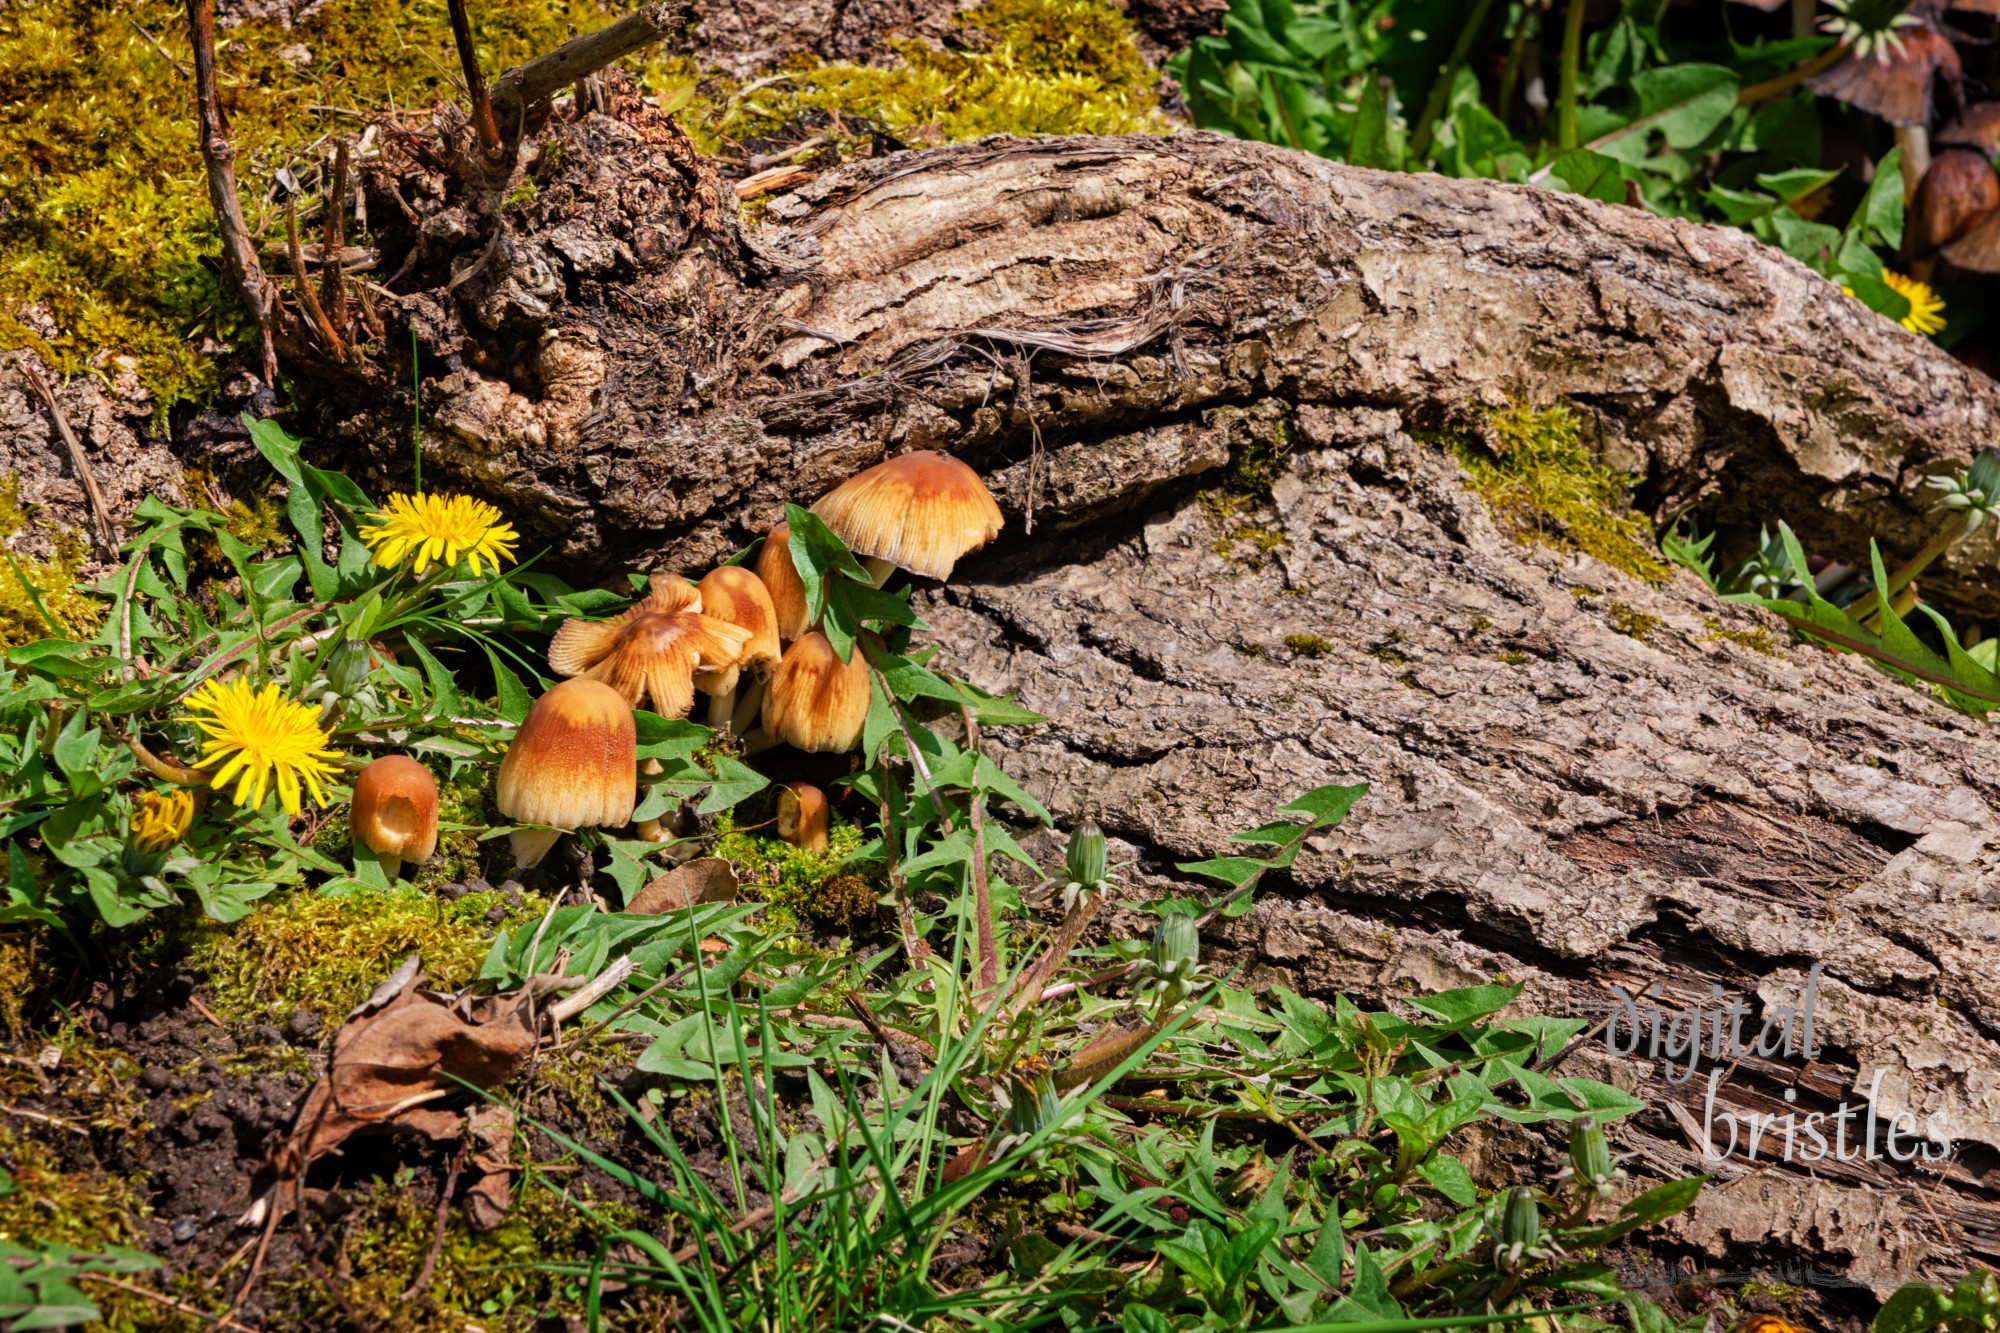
[445,0,504,157]
[14,361,119,559]
[285,201,348,361]
[186,0,280,384]
[125,736,210,788]
[320,140,351,333]
[962,706,999,995]
[489,2,684,130]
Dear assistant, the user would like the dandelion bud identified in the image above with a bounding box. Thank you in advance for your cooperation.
[1151,913,1200,982]
[1568,1114,1617,1199]
[326,639,373,697]
[1496,1186,1539,1272]
[1065,820,1108,890]
[1003,1060,1062,1140]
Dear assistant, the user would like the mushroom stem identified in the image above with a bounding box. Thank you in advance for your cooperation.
[730,677,768,735]
[378,852,404,882]
[861,555,896,588]
[510,826,564,868]
[742,727,781,757]
[706,689,736,731]
[636,758,667,841]
[1896,126,1931,204]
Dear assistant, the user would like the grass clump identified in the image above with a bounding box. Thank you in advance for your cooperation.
[692,0,1164,147]
[187,883,544,1022]
[1446,404,1674,588]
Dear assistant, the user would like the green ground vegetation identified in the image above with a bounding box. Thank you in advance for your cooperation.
[0,475,101,648]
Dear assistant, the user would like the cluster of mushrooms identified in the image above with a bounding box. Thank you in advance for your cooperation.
[345,452,1005,883]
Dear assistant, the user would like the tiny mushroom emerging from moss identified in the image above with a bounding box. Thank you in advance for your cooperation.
[776,783,830,854]
[497,679,637,867]
[810,451,1004,586]
[693,565,783,733]
[548,574,754,719]
[349,755,439,882]
[756,522,813,641]
[760,632,873,753]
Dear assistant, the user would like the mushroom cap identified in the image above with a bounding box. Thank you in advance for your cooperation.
[776,783,830,853]
[1940,101,2000,153]
[809,451,1003,581]
[548,574,755,718]
[762,632,873,753]
[693,566,782,695]
[497,678,637,831]
[1807,25,1962,127]
[350,755,440,865]
[1944,207,2000,272]
[1913,148,2000,255]
[755,523,812,642]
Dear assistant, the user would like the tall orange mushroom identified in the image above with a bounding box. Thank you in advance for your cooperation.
[496,679,637,867]
[693,565,782,733]
[755,522,813,641]
[759,632,872,754]
[810,451,1003,586]
[548,575,754,719]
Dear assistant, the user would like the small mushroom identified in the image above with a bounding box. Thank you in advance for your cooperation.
[755,523,812,642]
[349,755,439,882]
[1807,23,1961,128]
[758,632,873,754]
[809,451,1004,586]
[776,783,830,854]
[548,574,754,719]
[693,565,783,733]
[496,679,637,867]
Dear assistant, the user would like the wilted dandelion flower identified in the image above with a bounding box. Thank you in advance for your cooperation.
[1883,271,1947,336]
[360,493,518,577]
[129,789,195,852]
[184,678,342,815]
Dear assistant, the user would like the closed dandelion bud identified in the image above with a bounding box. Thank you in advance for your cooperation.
[1496,1186,1539,1272]
[1151,913,1200,981]
[1001,1058,1061,1139]
[1065,820,1108,890]
[1568,1114,1616,1197]
[327,638,373,697]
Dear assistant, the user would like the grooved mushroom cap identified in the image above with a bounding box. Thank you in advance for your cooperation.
[547,574,755,718]
[350,756,439,866]
[1807,25,1962,128]
[497,679,638,831]
[809,451,1004,581]
[762,632,872,753]
[755,523,812,642]
[693,566,783,696]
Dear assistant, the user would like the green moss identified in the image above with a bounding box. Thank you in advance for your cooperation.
[1470,616,1492,633]
[1494,650,1529,665]
[717,817,872,929]
[1604,601,1661,641]
[1701,616,1780,656]
[0,475,101,648]
[272,1173,642,1333]
[1444,404,1673,588]
[1284,633,1332,658]
[187,883,545,1022]
[224,494,287,550]
[0,0,609,409]
[687,0,1164,150]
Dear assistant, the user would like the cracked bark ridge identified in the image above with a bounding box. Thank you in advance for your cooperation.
[919,409,2000,1292]
[331,126,2000,621]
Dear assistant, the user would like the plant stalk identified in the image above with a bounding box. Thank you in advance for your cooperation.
[1556,0,1587,150]
[1410,0,1502,160]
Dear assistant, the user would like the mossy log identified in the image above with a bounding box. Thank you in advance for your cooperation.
[242,85,2000,1290]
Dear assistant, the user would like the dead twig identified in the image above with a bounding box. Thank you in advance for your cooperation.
[76,1273,266,1333]
[285,201,348,361]
[186,0,280,383]
[11,361,120,559]
[400,1148,465,1299]
[962,707,1000,995]
[320,140,352,334]
[445,0,504,157]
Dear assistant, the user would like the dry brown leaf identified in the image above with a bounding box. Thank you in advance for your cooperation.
[626,856,739,913]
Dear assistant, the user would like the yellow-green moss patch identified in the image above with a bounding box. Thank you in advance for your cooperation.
[0,475,101,647]
[1285,632,1332,658]
[188,883,544,1022]
[1702,616,1780,656]
[716,817,872,930]
[1445,404,1673,588]
[1605,601,1661,641]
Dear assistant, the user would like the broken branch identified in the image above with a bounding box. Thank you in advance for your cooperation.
[12,360,120,559]
[445,0,504,157]
[489,2,683,129]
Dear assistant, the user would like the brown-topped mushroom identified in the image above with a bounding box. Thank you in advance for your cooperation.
[548,574,754,719]
[755,523,813,642]
[1911,149,2000,258]
[1808,24,1961,129]
[350,755,438,882]
[497,679,637,867]
[759,632,872,754]
[810,451,1003,585]
[693,565,782,733]
[776,783,830,854]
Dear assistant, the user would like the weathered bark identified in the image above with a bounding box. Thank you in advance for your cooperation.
[287,106,2000,1289]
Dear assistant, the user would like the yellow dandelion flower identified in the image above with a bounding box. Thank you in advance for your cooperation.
[1884,270,1946,336]
[183,678,343,815]
[130,789,195,852]
[360,493,519,577]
